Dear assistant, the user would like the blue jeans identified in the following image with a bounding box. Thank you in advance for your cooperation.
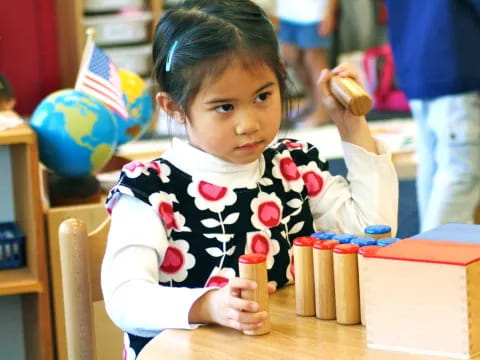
[409,92,480,231]
[278,20,331,49]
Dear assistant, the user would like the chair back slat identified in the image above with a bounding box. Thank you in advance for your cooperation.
[59,218,96,360]
[88,217,110,302]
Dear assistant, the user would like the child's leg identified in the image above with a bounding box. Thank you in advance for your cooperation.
[294,22,332,127]
[280,43,313,110]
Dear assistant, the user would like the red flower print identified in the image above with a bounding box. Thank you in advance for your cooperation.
[302,171,324,197]
[205,276,229,288]
[188,180,237,213]
[272,152,303,192]
[250,192,283,230]
[146,161,161,174]
[205,267,235,288]
[299,161,325,197]
[160,246,185,274]
[158,202,178,230]
[123,160,171,183]
[149,192,187,232]
[246,230,280,269]
[280,158,301,181]
[258,201,281,227]
[283,140,304,149]
[158,239,195,283]
[198,181,227,201]
[251,233,270,254]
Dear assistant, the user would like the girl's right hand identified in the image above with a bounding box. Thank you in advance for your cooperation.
[189,277,268,331]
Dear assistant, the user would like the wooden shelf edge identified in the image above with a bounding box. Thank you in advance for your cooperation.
[0,267,43,296]
[0,123,34,146]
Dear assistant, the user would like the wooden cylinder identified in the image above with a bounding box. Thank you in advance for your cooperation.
[238,253,270,335]
[313,240,339,320]
[293,236,316,316]
[329,76,372,116]
[364,225,392,240]
[357,245,381,326]
[333,244,360,325]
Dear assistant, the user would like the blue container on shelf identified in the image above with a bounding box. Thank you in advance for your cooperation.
[333,234,357,244]
[0,222,25,269]
[311,231,336,240]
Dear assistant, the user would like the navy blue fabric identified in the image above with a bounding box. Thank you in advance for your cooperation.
[384,0,480,99]
[328,158,419,239]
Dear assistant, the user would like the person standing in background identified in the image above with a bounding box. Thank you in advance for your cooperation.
[276,0,338,127]
[384,0,480,231]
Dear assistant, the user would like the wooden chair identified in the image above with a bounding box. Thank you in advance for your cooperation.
[58,217,122,360]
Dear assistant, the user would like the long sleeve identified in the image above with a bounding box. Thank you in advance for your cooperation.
[101,195,213,338]
[309,138,399,236]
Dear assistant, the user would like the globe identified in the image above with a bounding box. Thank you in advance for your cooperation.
[115,69,153,146]
[30,89,118,178]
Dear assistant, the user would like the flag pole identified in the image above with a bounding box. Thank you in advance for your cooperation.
[75,28,96,89]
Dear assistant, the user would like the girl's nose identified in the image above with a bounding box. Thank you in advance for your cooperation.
[235,112,260,135]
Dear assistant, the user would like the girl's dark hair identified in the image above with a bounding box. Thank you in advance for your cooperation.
[152,0,291,118]
[0,74,14,102]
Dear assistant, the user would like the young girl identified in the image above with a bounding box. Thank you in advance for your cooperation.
[101,0,398,357]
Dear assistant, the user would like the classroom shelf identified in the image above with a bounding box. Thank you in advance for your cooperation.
[0,268,42,296]
[55,0,163,88]
[0,123,53,360]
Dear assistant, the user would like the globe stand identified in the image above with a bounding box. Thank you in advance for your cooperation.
[48,173,101,207]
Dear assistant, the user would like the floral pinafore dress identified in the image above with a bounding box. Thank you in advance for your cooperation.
[106,138,328,357]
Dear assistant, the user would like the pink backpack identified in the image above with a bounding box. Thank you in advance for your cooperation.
[363,44,410,112]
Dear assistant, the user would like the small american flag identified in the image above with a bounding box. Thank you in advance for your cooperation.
[75,41,128,119]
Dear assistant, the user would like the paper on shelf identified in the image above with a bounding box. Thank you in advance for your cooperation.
[0,112,23,131]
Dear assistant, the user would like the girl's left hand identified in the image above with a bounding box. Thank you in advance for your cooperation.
[317,64,363,124]
[317,64,378,153]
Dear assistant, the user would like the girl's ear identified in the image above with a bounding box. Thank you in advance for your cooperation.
[156,92,186,124]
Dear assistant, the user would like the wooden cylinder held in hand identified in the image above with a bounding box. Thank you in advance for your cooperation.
[238,253,270,335]
[329,76,372,116]
[313,240,339,320]
[293,237,316,316]
[333,244,361,325]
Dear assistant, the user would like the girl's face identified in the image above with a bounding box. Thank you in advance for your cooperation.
[184,60,282,164]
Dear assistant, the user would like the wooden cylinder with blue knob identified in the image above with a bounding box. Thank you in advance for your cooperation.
[333,243,361,325]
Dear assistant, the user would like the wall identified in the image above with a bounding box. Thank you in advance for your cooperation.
[0,0,60,116]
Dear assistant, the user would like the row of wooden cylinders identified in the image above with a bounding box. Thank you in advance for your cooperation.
[294,225,395,326]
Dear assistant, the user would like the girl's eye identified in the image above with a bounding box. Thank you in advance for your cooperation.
[255,92,271,103]
[215,104,234,113]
